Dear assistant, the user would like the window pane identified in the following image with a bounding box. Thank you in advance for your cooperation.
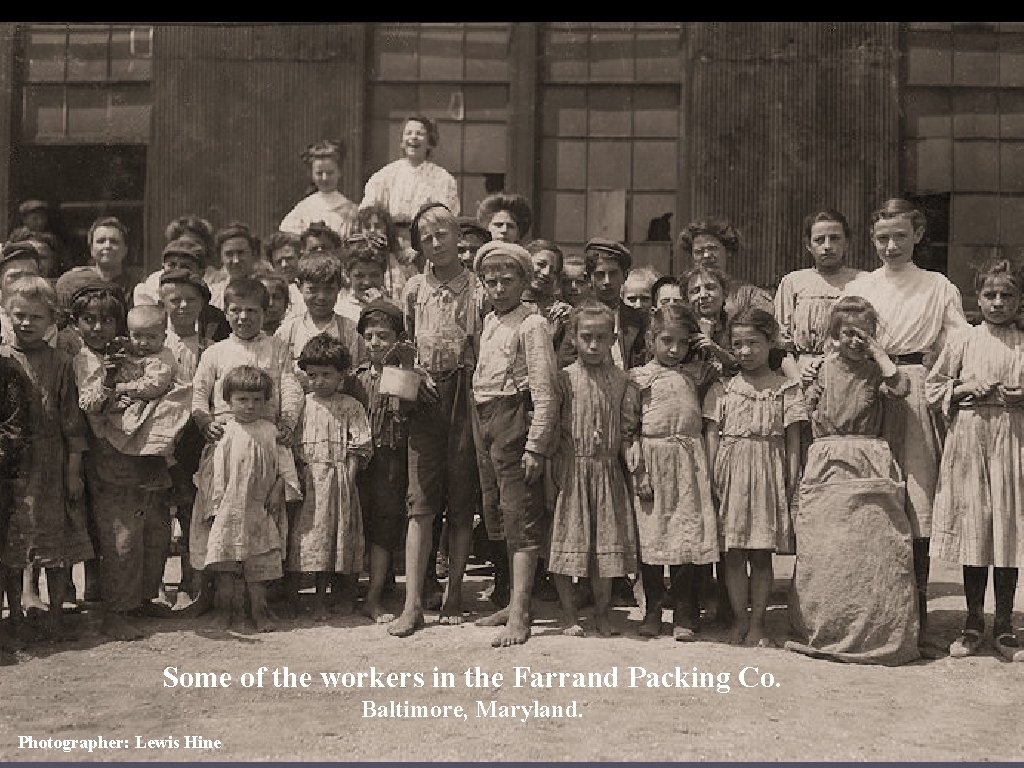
[464,25,510,81]
[66,26,109,82]
[541,138,586,189]
[543,191,586,243]
[630,193,676,245]
[587,141,630,189]
[23,85,64,141]
[906,32,952,85]
[542,87,587,137]
[999,34,1024,86]
[109,26,152,81]
[1000,93,1024,138]
[953,141,999,191]
[370,84,417,120]
[634,87,678,137]
[66,85,108,139]
[417,84,460,121]
[460,174,488,219]
[904,90,951,138]
[952,194,1000,243]
[109,84,150,142]
[629,242,672,275]
[434,122,463,173]
[953,33,999,86]
[463,123,507,173]
[420,24,463,80]
[632,141,677,190]
[25,26,66,81]
[1001,143,1024,192]
[589,87,632,137]
[589,28,634,81]
[545,26,588,82]
[463,85,509,121]
[635,28,680,82]
[587,189,627,241]
[1000,196,1024,244]
[366,119,394,177]
[952,90,998,138]
[373,24,418,80]
[907,138,952,191]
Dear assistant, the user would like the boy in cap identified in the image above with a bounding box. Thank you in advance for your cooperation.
[471,240,559,647]
[0,243,43,346]
[456,217,490,270]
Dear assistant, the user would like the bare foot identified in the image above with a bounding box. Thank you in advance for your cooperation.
[175,591,214,618]
[361,601,396,624]
[745,625,771,647]
[251,610,278,633]
[476,605,511,627]
[561,624,586,637]
[387,610,425,638]
[101,612,145,641]
[728,621,749,646]
[438,588,464,625]
[593,612,620,638]
[132,601,175,619]
[491,617,531,647]
[21,593,48,613]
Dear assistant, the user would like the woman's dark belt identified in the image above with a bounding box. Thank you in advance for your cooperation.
[892,352,925,365]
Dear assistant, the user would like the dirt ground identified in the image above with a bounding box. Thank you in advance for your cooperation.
[2,555,1023,763]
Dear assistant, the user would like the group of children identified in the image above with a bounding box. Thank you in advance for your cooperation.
[0,130,1021,668]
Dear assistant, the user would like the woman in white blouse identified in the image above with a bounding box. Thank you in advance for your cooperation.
[360,116,460,255]
[280,139,359,240]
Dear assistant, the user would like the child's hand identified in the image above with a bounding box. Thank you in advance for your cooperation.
[276,424,294,446]
[201,421,225,442]
[522,451,544,485]
[800,357,825,386]
[954,377,995,400]
[66,470,85,501]
[690,332,715,353]
[635,470,655,502]
[548,301,573,325]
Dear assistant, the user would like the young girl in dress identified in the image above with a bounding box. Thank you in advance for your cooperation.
[196,365,287,632]
[280,139,358,240]
[1,277,92,640]
[927,259,1024,661]
[628,304,719,641]
[684,265,737,376]
[705,308,807,646]
[549,300,639,638]
[286,334,372,620]
[786,297,919,665]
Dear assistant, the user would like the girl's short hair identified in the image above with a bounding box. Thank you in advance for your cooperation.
[88,216,129,247]
[345,237,387,275]
[3,275,58,316]
[678,216,741,256]
[297,254,345,286]
[222,365,273,401]
[682,264,731,297]
[223,277,270,310]
[165,215,215,261]
[252,265,291,302]
[650,275,679,305]
[297,333,352,373]
[477,194,533,240]
[828,296,880,339]
[300,221,343,252]
[301,138,345,166]
[568,299,617,336]
[870,197,927,232]
[355,204,399,252]
[264,231,302,261]
[973,257,1022,293]
[405,116,440,150]
[729,307,779,343]
[215,222,260,259]
[410,202,457,254]
[802,209,852,242]
[525,238,564,274]
[70,288,126,326]
[649,303,700,336]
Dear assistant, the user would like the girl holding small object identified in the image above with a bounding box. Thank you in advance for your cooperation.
[685,265,738,376]
[286,335,373,620]
[704,308,807,647]
[629,304,719,641]
[549,300,639,638]
[926,258,1024,662]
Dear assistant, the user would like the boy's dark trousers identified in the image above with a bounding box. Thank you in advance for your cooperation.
[641,563,700,629]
